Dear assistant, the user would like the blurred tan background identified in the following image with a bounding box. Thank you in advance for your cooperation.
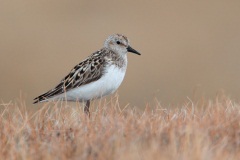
[1,0,240,107]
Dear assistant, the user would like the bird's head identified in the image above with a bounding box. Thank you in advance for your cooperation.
[104,34,140,56]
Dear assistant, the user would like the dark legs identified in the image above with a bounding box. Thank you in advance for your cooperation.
[84,100,90,117]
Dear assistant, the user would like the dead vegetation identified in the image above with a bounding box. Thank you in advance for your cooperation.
[0,95,240,160]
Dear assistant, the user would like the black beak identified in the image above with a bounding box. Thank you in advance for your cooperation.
[127,46,141,55]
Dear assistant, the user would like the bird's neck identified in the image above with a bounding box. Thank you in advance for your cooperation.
[113,54,127,71]
[104,49,127,70]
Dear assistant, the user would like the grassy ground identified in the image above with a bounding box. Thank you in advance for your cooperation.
[0,95,240,160]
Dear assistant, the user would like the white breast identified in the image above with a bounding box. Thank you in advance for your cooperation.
[56,64,126,101]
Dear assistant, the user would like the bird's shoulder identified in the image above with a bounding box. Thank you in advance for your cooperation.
[61,48,110,89]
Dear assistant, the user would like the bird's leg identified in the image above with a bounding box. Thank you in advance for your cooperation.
[84,100,90,117]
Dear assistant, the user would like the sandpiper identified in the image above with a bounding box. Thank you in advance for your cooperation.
[33,34,140,116]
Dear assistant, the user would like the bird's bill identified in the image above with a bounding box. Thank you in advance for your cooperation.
[127,46,141,55]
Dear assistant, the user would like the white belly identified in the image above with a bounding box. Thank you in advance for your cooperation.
[56,65,126,101]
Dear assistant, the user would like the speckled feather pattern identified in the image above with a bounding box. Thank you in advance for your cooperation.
[33,48,127,103]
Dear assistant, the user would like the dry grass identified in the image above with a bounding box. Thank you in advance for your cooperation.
[1,95,240,160]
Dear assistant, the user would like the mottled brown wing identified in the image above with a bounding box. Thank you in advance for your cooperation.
[33,50,106,103]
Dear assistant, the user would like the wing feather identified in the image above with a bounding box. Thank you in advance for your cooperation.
[33,50,107,103]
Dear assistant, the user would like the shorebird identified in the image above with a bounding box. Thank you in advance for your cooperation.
[33,34,140,116]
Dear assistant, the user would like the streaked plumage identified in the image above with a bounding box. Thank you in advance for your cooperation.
[33,34,140,116]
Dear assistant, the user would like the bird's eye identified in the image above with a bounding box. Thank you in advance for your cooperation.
[116,41,120,45]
